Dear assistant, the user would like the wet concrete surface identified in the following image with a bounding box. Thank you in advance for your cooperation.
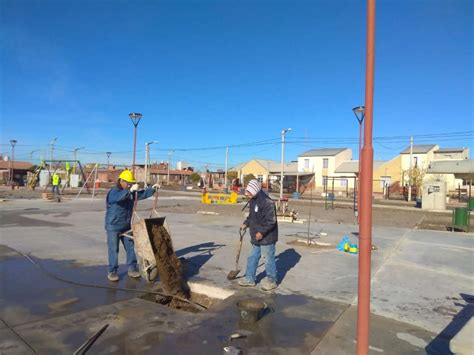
[0,244,348,354]
[0,246,156,328]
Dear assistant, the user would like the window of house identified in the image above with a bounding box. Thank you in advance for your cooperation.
[380,176,391,188]
[413,157,418,168]
[340,179,348,187]
[323,158,329,169]
[304,159,310,169]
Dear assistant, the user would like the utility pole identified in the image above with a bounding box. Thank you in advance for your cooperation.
[407,136,413,202]
[167,151,173,186]
[356,0,376,353]
[50,137,58,168]
[106,152,112,183]
[10,140,17,188]
[224,146,229,191]
[280,128,292,199]
[144,141,157,185]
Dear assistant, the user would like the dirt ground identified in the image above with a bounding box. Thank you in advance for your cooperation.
[1,187,471,232]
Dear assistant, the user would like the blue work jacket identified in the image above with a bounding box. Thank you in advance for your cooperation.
[105,187,155,232]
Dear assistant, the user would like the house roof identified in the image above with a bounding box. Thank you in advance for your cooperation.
[434,148,467,153]
[400,144,437,154]
[0,161,34,170]
[427,159,474,179]
[230,159,298,173]
[148,167,192,175]
[334,160,386,174]
[298,148,348,157]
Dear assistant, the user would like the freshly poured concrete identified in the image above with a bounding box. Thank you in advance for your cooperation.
[1,197,473,353]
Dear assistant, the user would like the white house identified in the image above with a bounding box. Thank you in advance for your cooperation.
[297,148,352,190]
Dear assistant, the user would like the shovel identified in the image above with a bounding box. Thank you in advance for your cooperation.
[227,228,246,280]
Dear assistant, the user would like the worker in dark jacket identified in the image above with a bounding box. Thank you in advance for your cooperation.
[105,169,158,282]
[239,179,278,291]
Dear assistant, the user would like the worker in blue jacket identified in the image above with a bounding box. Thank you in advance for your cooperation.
[239,179,278,291]
[105,169,158,281]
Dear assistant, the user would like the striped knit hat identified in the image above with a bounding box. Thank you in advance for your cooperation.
[245,179,262,196]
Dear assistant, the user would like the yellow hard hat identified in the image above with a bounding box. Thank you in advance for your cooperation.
[119,169,136,183]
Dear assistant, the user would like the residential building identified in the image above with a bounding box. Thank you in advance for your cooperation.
[0,160,33,185]
[400,145,470,192]
[231,159,304,192]
[335,156,403,196]
[297,148,352,191]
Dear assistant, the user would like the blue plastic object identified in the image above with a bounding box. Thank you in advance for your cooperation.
[337,236,350,251]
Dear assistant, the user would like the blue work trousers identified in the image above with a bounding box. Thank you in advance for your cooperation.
[245,243,277,283]
[106,230,138,273]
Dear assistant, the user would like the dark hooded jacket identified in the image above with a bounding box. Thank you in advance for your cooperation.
[244,190,278,245]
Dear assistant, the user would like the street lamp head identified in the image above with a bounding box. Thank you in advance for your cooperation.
[10,140,17,147]
[352,106,365,124]
[146,141,158,146]
[129,112,142,127]
[282,128,292,134]
[106,151,112,157]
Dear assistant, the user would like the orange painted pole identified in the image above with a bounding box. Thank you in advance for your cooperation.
[356,0,375,354]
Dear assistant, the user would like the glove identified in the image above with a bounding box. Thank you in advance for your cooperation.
[130,183,140,192]
[152,183,160,190]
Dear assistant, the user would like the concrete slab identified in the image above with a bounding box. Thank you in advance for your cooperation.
[0,246,157,327]
[11,291,348,354]
[312,306,449,354]
[1,197,473,352]
[0,327,35,354]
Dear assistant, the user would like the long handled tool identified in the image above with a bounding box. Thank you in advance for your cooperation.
[227,228,246,280]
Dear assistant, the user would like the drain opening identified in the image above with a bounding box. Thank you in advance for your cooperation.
[140,289,218,313]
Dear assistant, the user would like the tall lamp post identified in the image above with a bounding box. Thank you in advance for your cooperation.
[356,0,376,354]
[73,146,85,174]
[30,149,40,163]
[352,105,365,220]
[129,112,142,172]
[144,141,158,185]
[10,140,17,188]
[280,128,292,200]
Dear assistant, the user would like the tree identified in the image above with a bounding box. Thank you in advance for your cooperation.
[244,174,256,186]
[406,167,426,195]
[227,171,238,180]
[189,172,201,184]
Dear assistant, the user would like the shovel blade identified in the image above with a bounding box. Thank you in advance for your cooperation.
[227,269,240,280]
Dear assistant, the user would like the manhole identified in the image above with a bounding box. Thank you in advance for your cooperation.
[140,282,234,313]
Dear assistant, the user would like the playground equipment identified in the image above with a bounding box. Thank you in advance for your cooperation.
[201,191,239,204]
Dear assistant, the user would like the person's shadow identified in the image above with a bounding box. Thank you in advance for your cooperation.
[256,248,301,284]
[176,242,225,278]
[426,293,474,354]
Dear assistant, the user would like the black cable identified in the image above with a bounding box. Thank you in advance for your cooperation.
[4,245,207,311]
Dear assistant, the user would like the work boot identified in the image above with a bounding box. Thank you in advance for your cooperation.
[107,272,119,282]
[238,278,256,287]
[261,278,278,291]
[128,270,141,278]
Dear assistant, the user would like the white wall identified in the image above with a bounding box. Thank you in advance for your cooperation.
[297,149,353,189]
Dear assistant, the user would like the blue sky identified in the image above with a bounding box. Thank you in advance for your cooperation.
[1,0,472,169]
